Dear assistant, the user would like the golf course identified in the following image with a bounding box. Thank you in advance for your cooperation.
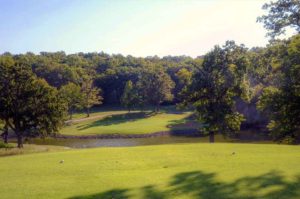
[0,108,299,199]
[1,0,300,198]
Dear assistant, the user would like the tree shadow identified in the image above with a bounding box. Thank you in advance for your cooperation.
[169,170,300,199]
[141,185,168,199]
[76,112,155,131]
[67,170,300,199]
[167,113,202,136]
[68,188,130,199]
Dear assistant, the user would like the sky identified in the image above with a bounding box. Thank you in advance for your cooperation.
[0,0,291,57]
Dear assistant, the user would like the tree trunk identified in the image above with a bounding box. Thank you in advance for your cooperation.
[209,131,215,143]
[2,123,8,144]
[87,107,90,117]
[69,109,73,120]
[156,103,160,113]
[17,135,23,148]
[2,132,8,144]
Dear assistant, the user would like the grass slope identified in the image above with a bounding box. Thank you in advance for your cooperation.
[0,143,299,199]
[61,111,195,136]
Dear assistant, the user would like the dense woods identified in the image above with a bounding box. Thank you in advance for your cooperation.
[0,0,299,146]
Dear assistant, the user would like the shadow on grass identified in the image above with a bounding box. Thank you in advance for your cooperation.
[68,170,300,199]
[76,112,156,131]
[69,188,130,199]
[167,113,202,136]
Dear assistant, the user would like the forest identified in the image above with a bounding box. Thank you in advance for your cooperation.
[1,33,300,146]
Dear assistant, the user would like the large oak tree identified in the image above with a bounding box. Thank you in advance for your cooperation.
[0,55,67,147]
[182,41,251,142]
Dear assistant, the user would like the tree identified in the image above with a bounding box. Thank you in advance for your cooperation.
[176,68,192,86]
[0,55,14,144]
[59,82,84,119]
[257,34,300,143]
[181,42,250,142]
[137,67,175,112]
[1,122,8,144]
[121,80,138,112]
[175,68,192,101]
[257,0,300,39]
[0,56,67,148]
[81,77,103,117]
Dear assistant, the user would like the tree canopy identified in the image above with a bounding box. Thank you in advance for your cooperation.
[181,41,251,142]
[0,55,67,147]
[257,0,300,39]
[257,35,300,143]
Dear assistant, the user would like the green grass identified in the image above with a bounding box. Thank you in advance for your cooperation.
[61,111,196,136]
[0,143,299,199]
[70,110,132,120]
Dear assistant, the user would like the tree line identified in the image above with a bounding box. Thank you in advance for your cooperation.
[0,0,299,147]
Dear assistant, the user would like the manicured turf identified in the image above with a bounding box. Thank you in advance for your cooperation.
[61,111,195,136]
[0,143,299,199]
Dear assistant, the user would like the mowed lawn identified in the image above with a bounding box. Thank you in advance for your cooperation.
[0,143,299,199]
[61,111,195,136]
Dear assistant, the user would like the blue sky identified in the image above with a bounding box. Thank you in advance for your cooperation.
[0,0,289,57]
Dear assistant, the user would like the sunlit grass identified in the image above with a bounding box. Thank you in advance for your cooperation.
[61,110,195,136]
[0,143,299,198]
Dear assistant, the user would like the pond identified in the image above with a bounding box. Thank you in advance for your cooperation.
[25,136,208,148]
[23,131,270,148]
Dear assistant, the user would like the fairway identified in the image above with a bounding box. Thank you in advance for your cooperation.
[61,111,196,136]
[0,143,299,199]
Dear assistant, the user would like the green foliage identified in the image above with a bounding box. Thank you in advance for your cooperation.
[0,56,67,147]
[59,82,84,119]
[121,80,138,111]
[175,68,193,102]
[257,35,300,143]
[0,141,13,149]
[257,0,300,39]
[176,68,192,85]
[136,66,175,111]
[81,77,103,117]
[182,41,250,139]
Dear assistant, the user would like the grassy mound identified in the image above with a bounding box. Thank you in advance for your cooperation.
[0,143,299,198]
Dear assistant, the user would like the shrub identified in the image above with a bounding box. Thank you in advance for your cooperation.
[0,141,14,149]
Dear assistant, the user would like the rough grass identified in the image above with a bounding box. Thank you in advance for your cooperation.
[61,111,196,136]
[0,144,69,156]
[0,143,299,199]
